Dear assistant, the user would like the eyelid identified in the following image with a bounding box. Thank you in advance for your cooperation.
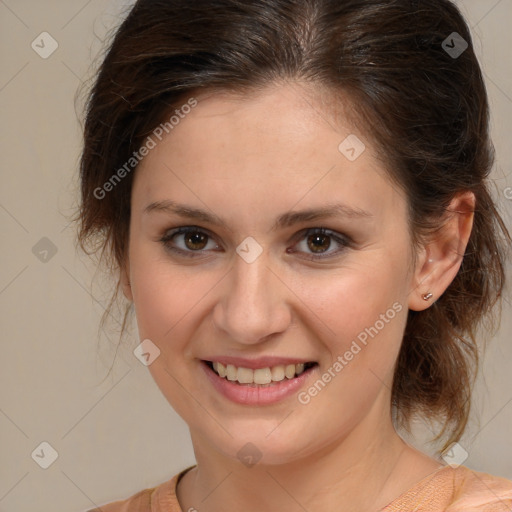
[288,227,352,259]
[159,225,222,257]
[160,225,218,242]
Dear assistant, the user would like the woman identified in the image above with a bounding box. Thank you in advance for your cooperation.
[77,0,512,510]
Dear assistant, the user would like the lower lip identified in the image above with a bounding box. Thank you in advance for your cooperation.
[201,361,317,406]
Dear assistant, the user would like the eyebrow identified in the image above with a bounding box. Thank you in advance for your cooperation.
[143,199,373,231]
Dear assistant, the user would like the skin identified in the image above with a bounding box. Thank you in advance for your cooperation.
[121,82,475,512]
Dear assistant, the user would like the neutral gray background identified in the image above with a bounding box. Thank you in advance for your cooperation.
[0,1,511,510]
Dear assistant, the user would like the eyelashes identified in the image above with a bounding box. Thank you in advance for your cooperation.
[288,227,351,259]
[159,226,352,261]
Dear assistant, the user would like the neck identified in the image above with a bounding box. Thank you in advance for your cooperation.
[177,403,439,512]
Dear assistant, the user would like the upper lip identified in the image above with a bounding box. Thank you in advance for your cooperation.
[202,356,316,369]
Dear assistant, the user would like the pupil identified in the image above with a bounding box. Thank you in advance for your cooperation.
[186,232,207,250]
[308,234,330,253]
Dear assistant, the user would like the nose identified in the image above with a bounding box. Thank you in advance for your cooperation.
[212,249,292,345]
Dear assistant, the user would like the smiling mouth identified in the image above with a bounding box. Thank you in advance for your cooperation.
[203,360,318,386]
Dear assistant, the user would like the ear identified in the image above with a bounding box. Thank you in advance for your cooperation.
[120,259,133,302]
[408,191,475,311]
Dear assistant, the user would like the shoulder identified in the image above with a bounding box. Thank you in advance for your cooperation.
[381,465,512,512]
[86,486,156,512]
[85,467,191,512]
[446,466,512,512]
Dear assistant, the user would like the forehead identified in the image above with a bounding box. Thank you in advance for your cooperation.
[132,84,406,227]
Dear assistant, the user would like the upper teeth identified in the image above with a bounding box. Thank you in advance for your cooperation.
[212,362,307,385]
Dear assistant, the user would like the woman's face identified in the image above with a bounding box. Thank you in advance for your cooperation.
[124,83,420,466]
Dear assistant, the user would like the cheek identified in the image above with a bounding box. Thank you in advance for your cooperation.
[128,246,213,346]
[298,258,405,336]
[293,254,409,391]
[128,250,218,415]
[298,284,405,415]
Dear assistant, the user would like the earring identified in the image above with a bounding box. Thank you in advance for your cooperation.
[423,292,433,301]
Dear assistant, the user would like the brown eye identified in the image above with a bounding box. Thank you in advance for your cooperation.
[307,233,332,253]
[290,227,351,260]
[184,231,208,250]
[160,226,220,257]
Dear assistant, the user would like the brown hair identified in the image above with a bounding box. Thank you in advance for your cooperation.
[76,0,510,452]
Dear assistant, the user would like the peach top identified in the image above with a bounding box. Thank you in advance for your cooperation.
[89,464,512,512]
